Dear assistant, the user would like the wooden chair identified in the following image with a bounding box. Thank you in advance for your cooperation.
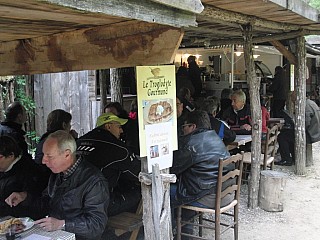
[176,153,244,240]
[107,200,143,240]
[243,124,280,172]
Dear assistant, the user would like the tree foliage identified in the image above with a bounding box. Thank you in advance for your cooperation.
[309,0,320,9]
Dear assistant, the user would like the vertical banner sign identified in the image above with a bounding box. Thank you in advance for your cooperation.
[136,65,177,173]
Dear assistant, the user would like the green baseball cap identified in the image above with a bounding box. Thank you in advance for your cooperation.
[96,113,128,127]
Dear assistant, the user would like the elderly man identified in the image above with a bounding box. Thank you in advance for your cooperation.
[0,101,30,160]
[6,130,109,240]
[77,113,141,216]
[222,89,252,135]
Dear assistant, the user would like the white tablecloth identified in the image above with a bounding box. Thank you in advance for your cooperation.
[0,218,75,240]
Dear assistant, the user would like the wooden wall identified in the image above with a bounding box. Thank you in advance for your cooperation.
[33,70,100,137]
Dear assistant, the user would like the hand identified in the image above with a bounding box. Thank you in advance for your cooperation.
[5,192,27,207]
[241,124,252,131]
[34,217,65,232]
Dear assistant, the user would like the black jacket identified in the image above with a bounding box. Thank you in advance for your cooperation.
[28,158,109,240]
[222,105,252,135]
[0,121,31,160]
[0,155,46,218]
[268,71,286,100]
[209,115,236,145]
[171,129,230,205]
[76,127,140,190]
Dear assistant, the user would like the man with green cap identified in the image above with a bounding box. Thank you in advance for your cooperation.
[76,112,141,217]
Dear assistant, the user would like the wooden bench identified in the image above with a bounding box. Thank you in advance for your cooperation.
[107,200,143,240]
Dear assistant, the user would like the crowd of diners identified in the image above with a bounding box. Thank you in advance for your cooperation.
[1,57,320,239]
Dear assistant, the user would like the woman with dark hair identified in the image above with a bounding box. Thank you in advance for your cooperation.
[34,110,77,181]
[0,135,45,218]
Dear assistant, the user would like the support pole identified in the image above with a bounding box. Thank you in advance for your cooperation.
[294,36,307,175]
[242,24,262,209]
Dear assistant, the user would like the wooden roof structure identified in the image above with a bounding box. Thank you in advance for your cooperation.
[0,0,319,76]
[182,0,320,47]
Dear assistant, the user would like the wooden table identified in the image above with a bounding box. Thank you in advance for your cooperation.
[0,217,75,240]
[227,135,252,151]
[267,118,285,124]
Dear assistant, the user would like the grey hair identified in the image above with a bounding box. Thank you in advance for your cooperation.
[47,130,76,154]
[203,98,219,114]
[232,90,246,103]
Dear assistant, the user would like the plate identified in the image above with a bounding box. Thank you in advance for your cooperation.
[0,217,34,235]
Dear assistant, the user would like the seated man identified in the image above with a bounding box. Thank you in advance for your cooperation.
[171,110,231,208]
[6,130,109,240]
[222,89,252,135]
[202,98,236,145]
[76,113,141,216]
[276,93,320,166]
[0,136,46,218]
[170,110,233,238]
[0,101,31,160]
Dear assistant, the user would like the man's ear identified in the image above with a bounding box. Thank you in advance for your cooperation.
[65,149,72,158]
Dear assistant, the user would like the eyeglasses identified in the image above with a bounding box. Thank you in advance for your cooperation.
[181,123,194,129]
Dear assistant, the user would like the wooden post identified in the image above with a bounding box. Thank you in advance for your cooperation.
[259,170,287,212]
[110,68,123,105]
[294,36,307,175]
[139,158,176,240]
[306,143,313,167]
[242,24,262,209]
[99,69,108,114]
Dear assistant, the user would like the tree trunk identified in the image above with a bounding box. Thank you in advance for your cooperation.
[294,36,306,175]
[99,69,108,114]
[110,68,123,105]
[243,24,262,209]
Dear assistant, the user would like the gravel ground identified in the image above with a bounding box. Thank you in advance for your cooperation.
[103,143,320,239]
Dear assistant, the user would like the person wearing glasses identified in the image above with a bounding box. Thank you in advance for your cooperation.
[170,110,231,237]
[76,113,141,217]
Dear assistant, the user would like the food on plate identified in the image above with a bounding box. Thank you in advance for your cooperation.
[0,218,25,234]
[148,101,173,123]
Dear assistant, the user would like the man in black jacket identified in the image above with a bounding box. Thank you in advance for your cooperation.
[171,110,231,208]
[170,110,232,239]
[6,130,109,240]
[0,101,31,160]
[76,113,141,216]
[0,136,45,218]
[222,90,252,135]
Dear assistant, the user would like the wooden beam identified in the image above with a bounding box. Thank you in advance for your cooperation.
[0,21,183,76]
[202,5,301,31]
[272,0,319,22]
[150,0,204,13]
[270,40,297,65]
[208,29,320,46]
[43,0,197,27]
